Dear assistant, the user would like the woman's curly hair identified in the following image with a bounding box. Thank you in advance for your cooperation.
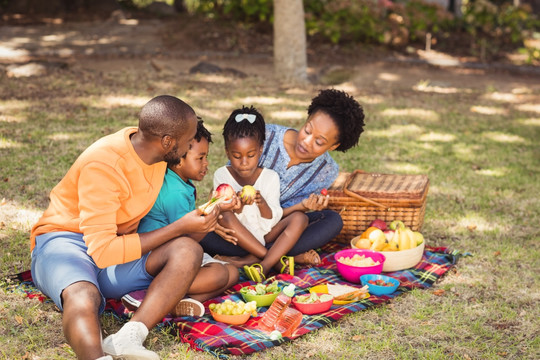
[307,89,365,152]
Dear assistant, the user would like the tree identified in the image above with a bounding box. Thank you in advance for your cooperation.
[273,0,308,84]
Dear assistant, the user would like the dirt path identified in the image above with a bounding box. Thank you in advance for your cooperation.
[1,16,539,93]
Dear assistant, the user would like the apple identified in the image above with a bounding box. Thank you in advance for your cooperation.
[240,185,256,201]
[413,231,424,245]
[368,219,387,231]
[215,183,235,201]
[389,220,405,230]
[320,188,328,196]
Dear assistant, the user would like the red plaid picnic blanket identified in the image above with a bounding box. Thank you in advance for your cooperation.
[5,242,467,358]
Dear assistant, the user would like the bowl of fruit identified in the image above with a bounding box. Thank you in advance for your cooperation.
[335,249,385,283]
[292,293,334,315]
[360,274,399,296]
[351,220,426,272]
[208,299,257,325]
[239,282,281,307]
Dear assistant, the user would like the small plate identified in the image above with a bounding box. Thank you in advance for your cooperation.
[309,284,369,305]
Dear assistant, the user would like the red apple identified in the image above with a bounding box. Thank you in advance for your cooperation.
[320,188,328,196]
[369,219,387,231]
[215,183,235,201]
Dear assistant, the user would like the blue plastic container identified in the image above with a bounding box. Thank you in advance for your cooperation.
[360,274,399,296]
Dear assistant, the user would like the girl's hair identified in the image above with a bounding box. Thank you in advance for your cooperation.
[223,106,266,148]
[307,89,365,152]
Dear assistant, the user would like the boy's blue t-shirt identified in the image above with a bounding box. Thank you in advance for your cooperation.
[138,168,195,233]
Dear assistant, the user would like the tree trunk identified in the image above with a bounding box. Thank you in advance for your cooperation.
[273,0,308,84]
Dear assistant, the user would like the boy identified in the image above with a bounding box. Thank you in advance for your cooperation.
[124,120,239,316]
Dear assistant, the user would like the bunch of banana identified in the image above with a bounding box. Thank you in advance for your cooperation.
[381,220,424,252]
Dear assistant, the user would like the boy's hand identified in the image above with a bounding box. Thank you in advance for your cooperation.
[301,193,329,212]
[215,224,238,245]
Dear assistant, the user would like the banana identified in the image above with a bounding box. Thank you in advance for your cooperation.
[397,228,411,250]
[370,235,386,251]
[403,228,417,249]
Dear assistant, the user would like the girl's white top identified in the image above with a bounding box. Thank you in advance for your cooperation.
[213,166,283,245]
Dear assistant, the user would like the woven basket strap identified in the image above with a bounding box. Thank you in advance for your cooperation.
[342,170,390,210]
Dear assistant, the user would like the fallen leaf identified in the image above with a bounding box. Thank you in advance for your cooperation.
[467,224,477,231]
[1,198,6,206]
[432,289,445,296]
[352,335,365,341]
[15,315,24,324]
[493,251,501,257]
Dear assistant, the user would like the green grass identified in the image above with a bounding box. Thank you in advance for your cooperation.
[1,59,540,359]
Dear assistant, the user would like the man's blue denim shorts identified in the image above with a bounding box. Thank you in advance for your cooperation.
[31,231,153,313]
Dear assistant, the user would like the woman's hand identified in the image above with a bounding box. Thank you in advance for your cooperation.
[215,224,238,245]
[301,193,330,212]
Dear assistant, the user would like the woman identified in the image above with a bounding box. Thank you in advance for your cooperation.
[201,89,365,266]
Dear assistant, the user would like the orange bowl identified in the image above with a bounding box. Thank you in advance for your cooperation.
[210,309,250,325]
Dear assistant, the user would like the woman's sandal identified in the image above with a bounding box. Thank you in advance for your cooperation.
[279,256,295,276]
[243,263,266,283]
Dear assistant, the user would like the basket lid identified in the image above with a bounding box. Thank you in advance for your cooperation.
[329,171,429,200]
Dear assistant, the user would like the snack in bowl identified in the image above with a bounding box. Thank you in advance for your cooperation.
[334,249,385,283]
[292,292,333,315]
[209,299,257,325]
[310,283,369,305]
[240,282,281,307]
[360,274,399,296]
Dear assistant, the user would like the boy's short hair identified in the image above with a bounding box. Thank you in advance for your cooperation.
[195,118,212,144]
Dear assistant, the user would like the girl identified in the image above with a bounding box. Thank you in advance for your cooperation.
[206,106,308,281]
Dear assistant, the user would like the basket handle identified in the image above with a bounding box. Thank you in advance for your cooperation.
[342,170,390,210]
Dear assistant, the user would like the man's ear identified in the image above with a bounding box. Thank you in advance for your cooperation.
[161,135,172,149]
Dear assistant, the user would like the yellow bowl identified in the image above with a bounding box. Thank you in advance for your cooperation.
[309,284,369,305]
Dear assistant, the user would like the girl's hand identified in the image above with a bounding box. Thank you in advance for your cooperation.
[240,190,257,206]
[254,191,266,207]
[215,224,238,245]
[220,193,240,212]
[301,193,329,212]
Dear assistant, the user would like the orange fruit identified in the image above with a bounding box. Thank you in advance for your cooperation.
[360,227,381,240]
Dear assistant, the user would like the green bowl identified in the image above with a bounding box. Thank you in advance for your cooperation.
[241,291,280,307]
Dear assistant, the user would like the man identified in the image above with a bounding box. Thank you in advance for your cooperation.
[30,95,220,360]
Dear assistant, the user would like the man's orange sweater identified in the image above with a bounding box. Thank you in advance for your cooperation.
[30,127,167,268]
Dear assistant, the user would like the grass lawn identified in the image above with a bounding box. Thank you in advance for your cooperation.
[1,58,539,359]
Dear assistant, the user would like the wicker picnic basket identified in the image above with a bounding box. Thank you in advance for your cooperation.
[327,170,429,244]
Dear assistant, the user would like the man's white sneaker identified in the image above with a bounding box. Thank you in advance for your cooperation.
[95,356,113,360]
[102,321,159,360]
[171,298,205,318]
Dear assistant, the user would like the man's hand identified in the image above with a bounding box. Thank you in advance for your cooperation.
[215,224,238,245]
[301,193,329,212]
[180,205,220,234]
